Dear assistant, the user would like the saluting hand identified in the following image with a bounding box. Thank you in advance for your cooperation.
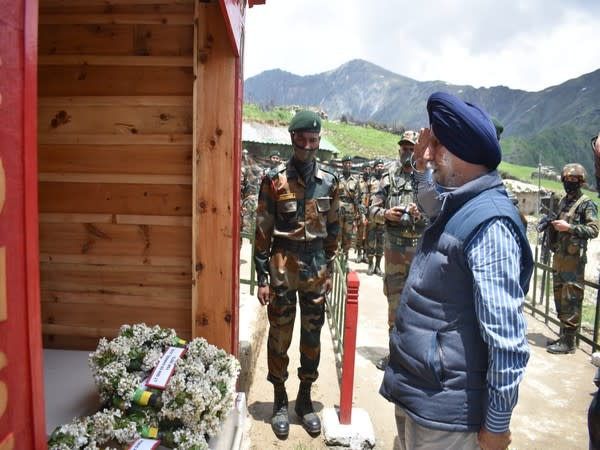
[413,128,432,172]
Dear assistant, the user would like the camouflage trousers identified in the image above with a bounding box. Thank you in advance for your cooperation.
[366,222,385,257]
[552,253,587,329]
[266,248,327,385]
[241,195,257,234]
[383,230,418,334]
[355,218,367,253]
[338,209,356,254]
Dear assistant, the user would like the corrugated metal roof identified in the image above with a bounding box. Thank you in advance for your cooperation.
[242,122,339,154]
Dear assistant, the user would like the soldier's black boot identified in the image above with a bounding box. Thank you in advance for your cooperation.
[295,382,321,436]
[355,249,363,263]
[367,258,375,276]
[374,256,383,277]
[547,328,576,354]
[271,385,289,439]
[546,327,564,346]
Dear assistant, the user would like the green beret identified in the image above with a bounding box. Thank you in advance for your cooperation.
[373,158,384,166]
[492,117,504,140]
[288,110,322,133]
[268,150,281,158]
[342,155,353,162]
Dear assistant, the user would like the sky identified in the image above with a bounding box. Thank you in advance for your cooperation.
[243,0,600,92]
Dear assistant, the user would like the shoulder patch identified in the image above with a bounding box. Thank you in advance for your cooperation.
[266,164,286,179]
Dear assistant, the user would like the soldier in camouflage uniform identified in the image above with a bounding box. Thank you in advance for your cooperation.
[254,110,339,438]
[265,150,282,173]
[370,131,427,370]
[355,163,371,263]
[593,132,600,197]
[366,159,386,275]
[543,163,599,354]
[241,151,263,234]
[337,155,363,259]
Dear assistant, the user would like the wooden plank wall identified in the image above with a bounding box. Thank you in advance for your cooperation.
[38,0,196,349]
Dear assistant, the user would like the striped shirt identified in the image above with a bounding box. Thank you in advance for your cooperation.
[467,217,530,433]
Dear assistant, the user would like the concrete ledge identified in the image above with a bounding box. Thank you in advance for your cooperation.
[237,292,267,394]
[322,407,376,449]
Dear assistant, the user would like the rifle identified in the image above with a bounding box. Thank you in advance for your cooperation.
[536,194,557,299]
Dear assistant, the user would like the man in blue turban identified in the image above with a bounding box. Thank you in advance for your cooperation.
[380,92,533,450]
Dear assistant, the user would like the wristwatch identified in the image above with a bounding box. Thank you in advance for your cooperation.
[258,274,269,287]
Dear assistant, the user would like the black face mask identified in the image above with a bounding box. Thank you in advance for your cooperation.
[563,181,580,195]
[400,152,412,168]
[362,172,369,180]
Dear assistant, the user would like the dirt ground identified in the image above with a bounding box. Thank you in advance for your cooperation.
[238,227,600,450]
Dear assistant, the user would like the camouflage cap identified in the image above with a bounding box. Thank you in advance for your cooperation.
[342,155,353,162]
[561,163,586,182]
[373,158,385,166]
[268,150,281,158]
[398,130,419,146]
[288,110,321,133]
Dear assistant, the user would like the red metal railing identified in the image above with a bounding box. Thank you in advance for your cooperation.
[339,271,359,424]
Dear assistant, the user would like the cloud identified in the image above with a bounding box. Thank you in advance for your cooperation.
[244,0,600,91]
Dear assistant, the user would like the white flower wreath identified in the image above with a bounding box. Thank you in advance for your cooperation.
[48,323,240,450]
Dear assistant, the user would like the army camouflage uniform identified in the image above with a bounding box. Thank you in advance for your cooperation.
[593,133,600,196]
[366,172,385,263]
[370,163,427,332]
[337,170,363,257]
[254,159,340,385]
[355,172,371,262]
[241,160,264,233]
[550,191,598,336]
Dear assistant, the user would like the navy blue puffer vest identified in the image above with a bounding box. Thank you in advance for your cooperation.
[379,171,533,432]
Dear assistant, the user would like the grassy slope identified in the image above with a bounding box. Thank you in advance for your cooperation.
[244,104,599,207]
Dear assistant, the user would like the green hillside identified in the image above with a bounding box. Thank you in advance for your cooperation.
[244,104,402,159]
[243,104,599,208]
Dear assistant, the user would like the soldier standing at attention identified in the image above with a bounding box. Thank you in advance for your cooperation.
[592,131,600,197]
[370,131,428,370]
[544,163,598,354]
[366,158,386,275]
[254,110,340,438]
[337,155,363,260]
[355,163,371,263]
[266,150,282,172]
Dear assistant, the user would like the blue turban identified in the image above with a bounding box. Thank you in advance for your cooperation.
[427,91,501,170]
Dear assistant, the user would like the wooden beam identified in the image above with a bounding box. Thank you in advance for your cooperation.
[39,96,192,106]
[39,13,194,25]
[39,254,190,266]
[38,173,193,185]
[39,55,193,67]
[39,133,193,145]
[41,0,194,6]
[39,65,194,96]
[39,212,192,226]
[39,182,192,215]
[192,2,237,352]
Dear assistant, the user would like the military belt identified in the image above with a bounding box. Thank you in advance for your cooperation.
[390,236,419,247]
[273,238,324,253]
